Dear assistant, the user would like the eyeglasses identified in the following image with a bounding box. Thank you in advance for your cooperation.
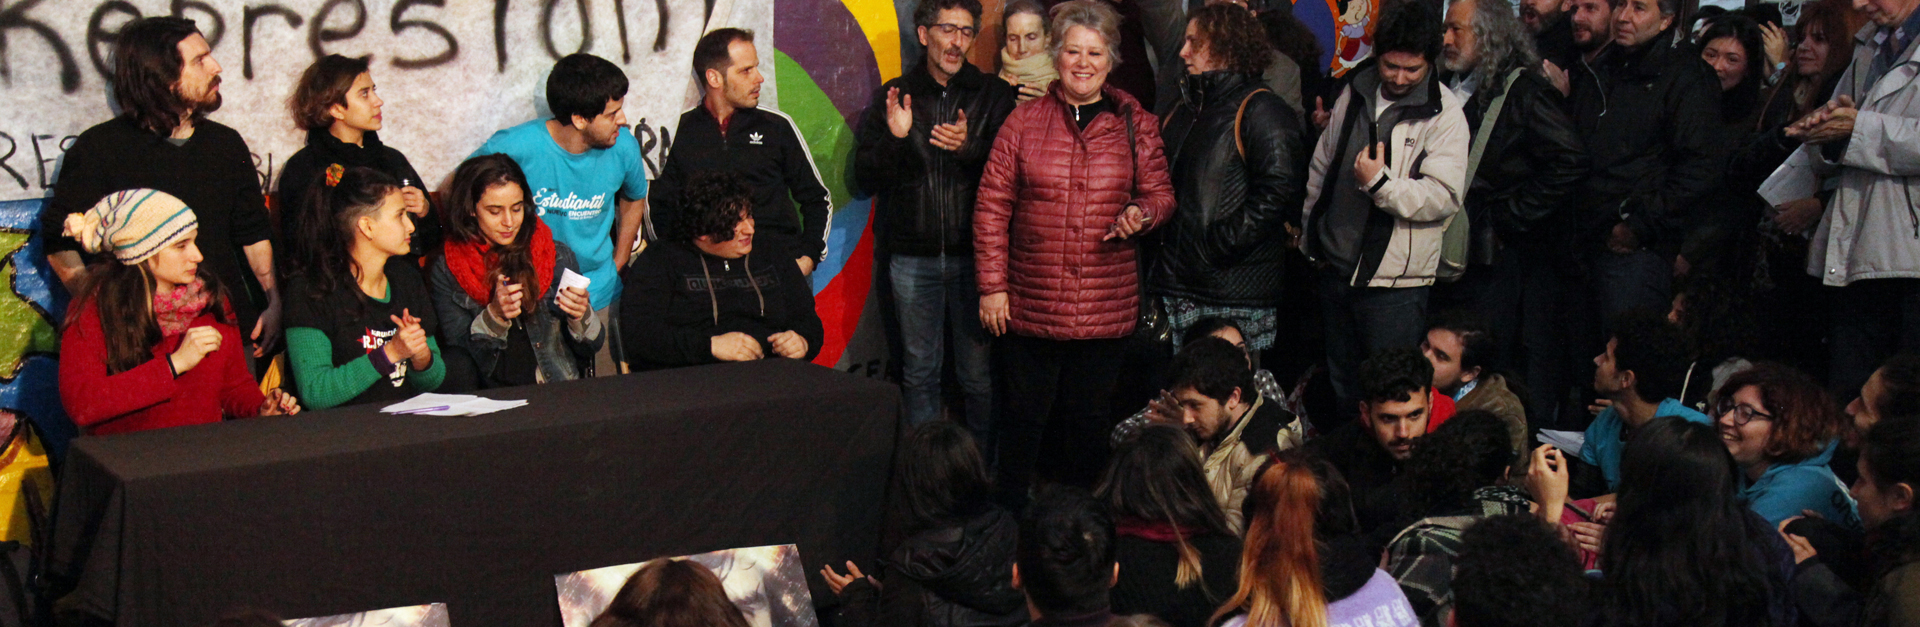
[931,23,978,38]
[1714,397,1775,426]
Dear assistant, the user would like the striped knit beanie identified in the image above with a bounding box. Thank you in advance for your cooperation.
[62,189,199,265]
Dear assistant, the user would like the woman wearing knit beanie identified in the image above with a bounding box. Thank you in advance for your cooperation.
[58,189,302,436]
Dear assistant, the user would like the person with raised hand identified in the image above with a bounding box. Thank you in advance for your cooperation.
[59,189,301,435]
[428,155,604,388]
[855,0,1016,439]
[283,167,445,410]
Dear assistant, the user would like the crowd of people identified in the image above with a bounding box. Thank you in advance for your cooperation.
[35,0,1920,622]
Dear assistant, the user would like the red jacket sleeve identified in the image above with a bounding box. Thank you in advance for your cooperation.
[1126,105,1177,229]
[217,323,265,418]
[974,110,1025,296]
[58,306,178,428]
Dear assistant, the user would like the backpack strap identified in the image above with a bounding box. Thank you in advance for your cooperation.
[1234,88,1273,158]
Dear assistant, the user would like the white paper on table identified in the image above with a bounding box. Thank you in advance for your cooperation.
[1759,148,1820,207]
[559,268,592,293]
[381,393,527,416]
[381,393,482,414]
[1537,429,1587,458]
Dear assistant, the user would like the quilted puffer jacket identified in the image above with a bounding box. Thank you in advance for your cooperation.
[974,84,1176,340]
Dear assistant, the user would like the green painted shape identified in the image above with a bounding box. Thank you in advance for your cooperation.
[773,50,855,213]
[0,232,57,380]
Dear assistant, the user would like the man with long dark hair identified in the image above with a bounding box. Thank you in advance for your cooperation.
[43,17,283,364]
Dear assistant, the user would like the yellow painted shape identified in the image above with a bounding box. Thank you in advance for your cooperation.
[842,0,903,81]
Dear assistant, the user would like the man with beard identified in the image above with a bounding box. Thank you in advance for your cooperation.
[1539,0,1618,96]
[1162,336,1305,534]
[1436,0,1587,431]
[1301,1,1469,420]
[44,17,283,362]
[651,28,835,280]
[473,53,651,376]
[1562,0,1723,412]
[854,0,1015,439]
[1311,347,1438,541]
[1521,0,1578,66]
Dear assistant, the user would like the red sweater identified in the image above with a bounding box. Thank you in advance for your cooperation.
[59,304,263,436]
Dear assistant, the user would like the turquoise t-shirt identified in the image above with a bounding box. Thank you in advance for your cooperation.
[470,120,648,310]
[1581,398,1712,491]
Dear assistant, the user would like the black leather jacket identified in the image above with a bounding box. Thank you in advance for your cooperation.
[855,61,1017,257]
[1458,67,1589,265]
[1567,33,1727,253]
[1148,71,1305,307]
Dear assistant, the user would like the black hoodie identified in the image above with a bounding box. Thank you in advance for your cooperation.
[277,128,440,264]
[618,239,823,371]
[834,507,1029,627]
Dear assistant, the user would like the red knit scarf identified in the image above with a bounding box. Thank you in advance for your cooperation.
[443,220,556,304]
[1115,518,1202,543]
[153,279,210,336]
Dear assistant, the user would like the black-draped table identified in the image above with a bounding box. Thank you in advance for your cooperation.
[48,359,899,626]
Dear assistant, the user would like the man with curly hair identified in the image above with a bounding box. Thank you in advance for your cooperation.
[1301,1,1470,421]
[618,171,822,371]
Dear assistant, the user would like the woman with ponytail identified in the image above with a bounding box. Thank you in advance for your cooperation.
[428,155,602,387]
[59,189,301,435]
[284,166,445,409]
[1213,450,1417,627]
[1099,424,1241,627]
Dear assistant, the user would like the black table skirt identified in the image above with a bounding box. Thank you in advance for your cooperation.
[48,360,899,626]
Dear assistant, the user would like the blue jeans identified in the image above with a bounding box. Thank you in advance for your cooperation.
[1318,270,1431,421]
[891,254,994,443]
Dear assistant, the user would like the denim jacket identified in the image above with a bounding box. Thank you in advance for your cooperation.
[428,242,604,384]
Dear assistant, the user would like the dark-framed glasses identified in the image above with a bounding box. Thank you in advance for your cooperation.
[931,23,978,38]
[1714,397,1775,426]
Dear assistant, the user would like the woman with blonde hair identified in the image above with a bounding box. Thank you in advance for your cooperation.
[1212,451,1417,627]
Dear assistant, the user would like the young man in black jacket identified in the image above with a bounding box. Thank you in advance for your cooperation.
[620,172,823,371]
[1436,0,1589,430]
[649,28,836,277]
[854,0,1016,439]
[44,17,283,361]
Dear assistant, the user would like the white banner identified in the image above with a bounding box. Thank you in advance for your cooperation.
[0,0,778,203]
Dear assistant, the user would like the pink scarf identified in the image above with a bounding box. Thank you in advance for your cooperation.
[154,279,210,336]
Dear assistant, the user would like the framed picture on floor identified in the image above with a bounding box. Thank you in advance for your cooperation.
[554,544,818,627]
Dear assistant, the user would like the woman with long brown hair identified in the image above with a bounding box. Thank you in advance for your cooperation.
[59,189,300,436]
[1212,451,1416,627]
[427,154,603,387]
[1100,424,1240,627]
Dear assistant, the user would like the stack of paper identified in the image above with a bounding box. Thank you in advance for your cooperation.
[381,393,529,416]
[1537,429,1587,457]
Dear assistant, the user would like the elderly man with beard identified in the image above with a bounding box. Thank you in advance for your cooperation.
[1434,0,1587,431]
[44,17,283,364]
[855,0,1016,439]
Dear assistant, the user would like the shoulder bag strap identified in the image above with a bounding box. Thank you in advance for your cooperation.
[1463,69,1526,186]
[1235,88,1273,158]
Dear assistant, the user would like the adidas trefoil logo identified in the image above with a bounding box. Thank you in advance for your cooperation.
[749,132,765,145]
